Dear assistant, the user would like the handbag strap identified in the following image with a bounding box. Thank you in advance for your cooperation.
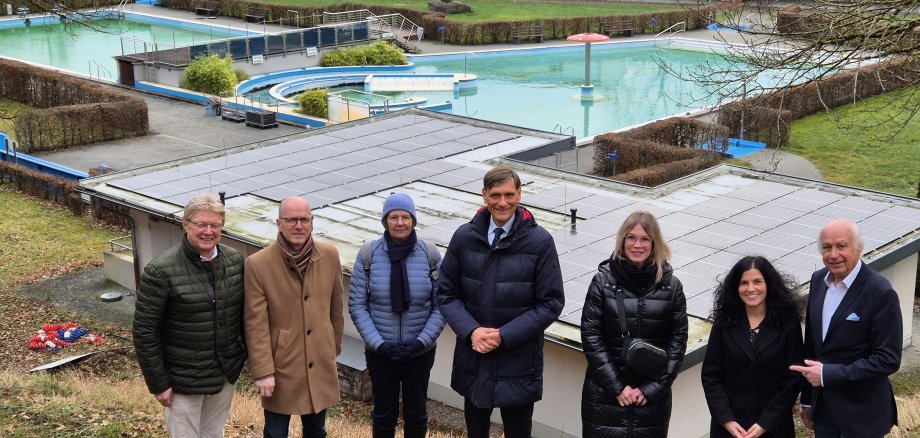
[613,286,631,338]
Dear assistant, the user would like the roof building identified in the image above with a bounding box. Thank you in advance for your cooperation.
[80,109,920,437]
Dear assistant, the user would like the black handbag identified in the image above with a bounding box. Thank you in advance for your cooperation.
[614,286,668,378]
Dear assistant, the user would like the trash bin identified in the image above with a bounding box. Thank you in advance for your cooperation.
[205,104,217,116]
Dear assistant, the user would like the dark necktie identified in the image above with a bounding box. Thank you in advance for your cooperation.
[491,228,504,249]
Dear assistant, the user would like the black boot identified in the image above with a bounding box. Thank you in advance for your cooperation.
[372,425,395,438]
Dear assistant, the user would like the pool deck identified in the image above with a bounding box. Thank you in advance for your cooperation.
[32,5,818,180]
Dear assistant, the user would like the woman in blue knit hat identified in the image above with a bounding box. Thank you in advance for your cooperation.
[348,192,445,438]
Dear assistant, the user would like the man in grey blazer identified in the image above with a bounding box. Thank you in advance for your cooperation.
[791,219,902,438]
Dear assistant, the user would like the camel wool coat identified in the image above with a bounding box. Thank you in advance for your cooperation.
[244,240,345,415]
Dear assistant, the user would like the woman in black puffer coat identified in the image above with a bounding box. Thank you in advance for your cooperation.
[581,211,689,438]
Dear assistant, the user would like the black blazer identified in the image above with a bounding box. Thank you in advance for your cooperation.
[702,318,804,437]
[801,263,902,438]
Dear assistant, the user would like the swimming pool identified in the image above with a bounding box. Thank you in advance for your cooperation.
[404,41,746,138]
[0,11,251,78]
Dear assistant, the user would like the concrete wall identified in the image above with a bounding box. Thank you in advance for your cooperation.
[880,252,918,348]
[129,46,327,88]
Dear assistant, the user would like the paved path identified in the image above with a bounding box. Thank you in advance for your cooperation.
[37,89,306,173]
[742,149,823,181]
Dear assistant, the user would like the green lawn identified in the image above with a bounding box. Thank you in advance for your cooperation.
[0,190,119,287]
[785,90,920,197]
[0,97,27,140]
[275,0,680,22]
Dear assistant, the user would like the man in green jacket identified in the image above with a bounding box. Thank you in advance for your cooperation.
[133,193,246,438]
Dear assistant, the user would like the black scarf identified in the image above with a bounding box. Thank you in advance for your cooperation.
[610,257,658,296]
[385,230,417,313]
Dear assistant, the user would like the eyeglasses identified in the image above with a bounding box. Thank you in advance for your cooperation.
[387,215,413,224]
[625,235,653,246]
[188,220,222,231]
[280,217,313,226]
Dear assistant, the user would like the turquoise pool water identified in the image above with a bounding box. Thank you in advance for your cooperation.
[0,13,240,78]
[405,43,739,138]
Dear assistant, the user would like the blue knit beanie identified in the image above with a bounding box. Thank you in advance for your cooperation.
[381,192,417,226]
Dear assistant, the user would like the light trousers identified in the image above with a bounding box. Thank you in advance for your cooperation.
[165,381,235,438]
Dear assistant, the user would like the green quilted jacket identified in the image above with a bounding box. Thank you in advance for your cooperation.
[133,238,246,395]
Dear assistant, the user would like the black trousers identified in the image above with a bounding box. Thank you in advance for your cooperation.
[464,398,534,438]
[263,408,326,438]
[365,347,437,438]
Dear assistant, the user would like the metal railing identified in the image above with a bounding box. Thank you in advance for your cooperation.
[108,236,133,253]
[122,20,371,69]
[324,9,423,52]
[655,21,686,44]
[114,0,130,18]
[368,13,423,52]
[88,59,112,80]
[322,9,372,23]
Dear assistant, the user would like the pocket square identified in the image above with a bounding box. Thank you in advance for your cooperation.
[846,313,860,322]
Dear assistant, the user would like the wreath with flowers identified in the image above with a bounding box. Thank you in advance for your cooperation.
[28,322,105,351]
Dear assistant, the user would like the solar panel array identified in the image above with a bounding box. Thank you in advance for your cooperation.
[549,176,920,323]
[110,114,520,208]
[100,112,920,324]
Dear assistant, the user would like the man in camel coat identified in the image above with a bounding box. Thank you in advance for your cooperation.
[245,196,344,438]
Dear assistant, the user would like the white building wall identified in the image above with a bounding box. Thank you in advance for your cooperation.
[880,252,918,347]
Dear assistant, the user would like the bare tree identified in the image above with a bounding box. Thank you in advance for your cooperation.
[10,0,122,32]
[671,0,920,137]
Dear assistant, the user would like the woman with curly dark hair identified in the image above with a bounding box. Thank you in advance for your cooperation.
[701,256,805,438]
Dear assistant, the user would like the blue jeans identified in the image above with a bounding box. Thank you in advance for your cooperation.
[263,409,327,438]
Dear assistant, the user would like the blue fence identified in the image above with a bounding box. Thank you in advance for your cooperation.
[1,133,88,181]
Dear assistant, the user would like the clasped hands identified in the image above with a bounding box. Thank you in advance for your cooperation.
[378,340,426,361]
[722,420,766,438]
[471,327,502,354]
[616,385,646,407]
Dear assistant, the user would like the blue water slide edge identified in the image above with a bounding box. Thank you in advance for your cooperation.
[0,132,89,180]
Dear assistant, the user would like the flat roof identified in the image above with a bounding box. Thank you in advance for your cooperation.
[80,109,920,349]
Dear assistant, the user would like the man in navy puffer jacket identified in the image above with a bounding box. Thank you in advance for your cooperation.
[437,166,565,438]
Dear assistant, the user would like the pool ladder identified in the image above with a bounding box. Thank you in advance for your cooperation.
[88,59,112,80]
[654,21,686,46]
[114,0,130,18]
[553,124,575,137]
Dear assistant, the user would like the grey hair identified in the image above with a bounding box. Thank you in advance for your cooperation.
[818,219,864,255]
[183,193,225,224]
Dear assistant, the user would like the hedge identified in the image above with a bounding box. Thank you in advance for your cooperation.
[615,155,721,187]
[620,117,728,151]
[592,117,725,186]
[418,9,715,45]
[0,161,130,227]
[0,161,83,216]
[717,102,793,147]
[157,0,716,45]
[716,56,920,143]
[0,59,149,152]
